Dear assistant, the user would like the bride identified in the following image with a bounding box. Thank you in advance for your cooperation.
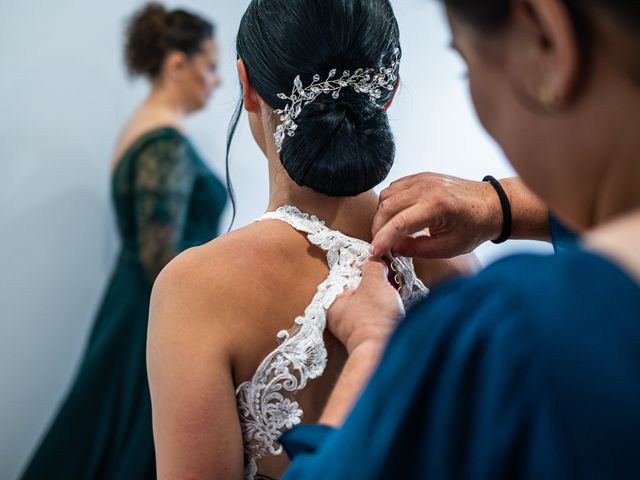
[147,0,476,478]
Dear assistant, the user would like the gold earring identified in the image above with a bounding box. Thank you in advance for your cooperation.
[540,86,560,113]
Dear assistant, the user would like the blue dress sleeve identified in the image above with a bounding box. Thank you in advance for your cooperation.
[548,214,577,253]
[281,278,569,480]
[280,425,337,458]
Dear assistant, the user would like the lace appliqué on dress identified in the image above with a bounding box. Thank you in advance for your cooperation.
[132,136,196,281]
[235,206,429,479]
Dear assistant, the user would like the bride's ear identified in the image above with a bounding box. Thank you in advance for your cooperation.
[237,59,261,114]
[384,75,400,110]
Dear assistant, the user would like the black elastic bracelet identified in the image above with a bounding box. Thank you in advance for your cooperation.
[483,175,512,244]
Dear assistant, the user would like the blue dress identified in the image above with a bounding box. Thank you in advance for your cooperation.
[21,127,227,479]
[281,233,640,478]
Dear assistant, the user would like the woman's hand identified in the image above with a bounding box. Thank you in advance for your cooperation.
[369,173,551,259]
[328,260,405,354]
[319,260,405,426]
[370,173,503,259]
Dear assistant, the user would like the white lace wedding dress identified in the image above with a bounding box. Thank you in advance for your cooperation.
[235,205,429,479]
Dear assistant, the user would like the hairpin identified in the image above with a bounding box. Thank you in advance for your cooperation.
[273,48,401,153]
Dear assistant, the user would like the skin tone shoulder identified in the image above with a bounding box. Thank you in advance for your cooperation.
[148,221,332,479]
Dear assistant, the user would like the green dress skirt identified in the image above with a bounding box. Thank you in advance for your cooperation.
[21,127,227,479]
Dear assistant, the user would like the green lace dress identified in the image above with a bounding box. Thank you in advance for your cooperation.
[21,127,227,480]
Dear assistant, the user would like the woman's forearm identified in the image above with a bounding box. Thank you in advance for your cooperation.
[318,342,386,427]
[500,177,551,242]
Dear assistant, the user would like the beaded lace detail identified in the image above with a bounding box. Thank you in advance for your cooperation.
[235,205,428,479]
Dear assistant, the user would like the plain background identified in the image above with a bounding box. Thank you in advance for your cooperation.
[0,0,551,477]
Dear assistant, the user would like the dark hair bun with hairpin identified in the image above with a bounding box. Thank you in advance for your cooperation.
[281,91,395,196]
[235,0,401,197]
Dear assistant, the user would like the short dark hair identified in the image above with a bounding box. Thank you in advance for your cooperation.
[125,2,215,79]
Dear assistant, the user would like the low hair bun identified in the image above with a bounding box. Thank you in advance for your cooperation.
[280,91,395,197]
[233,0,401,202]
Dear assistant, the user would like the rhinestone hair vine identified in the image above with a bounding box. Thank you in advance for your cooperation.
[273,48,401,154]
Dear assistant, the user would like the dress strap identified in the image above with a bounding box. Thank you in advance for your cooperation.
[258,206,329,235]
[257,205,370,255]
[257,205,428,304]
[238,205,429,479]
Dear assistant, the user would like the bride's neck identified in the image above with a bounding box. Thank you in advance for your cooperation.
[265,152,380,242]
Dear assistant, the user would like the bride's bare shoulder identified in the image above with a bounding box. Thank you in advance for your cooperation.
[152,219,321,316]
[188,219,312,273]
[149,218,330,370]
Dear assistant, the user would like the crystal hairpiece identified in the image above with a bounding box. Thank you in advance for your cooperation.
[273,48,401,153]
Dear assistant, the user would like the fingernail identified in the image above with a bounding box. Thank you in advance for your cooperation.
[368,244,375,255]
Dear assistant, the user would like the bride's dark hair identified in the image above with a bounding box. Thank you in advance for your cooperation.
[226,0,401,215]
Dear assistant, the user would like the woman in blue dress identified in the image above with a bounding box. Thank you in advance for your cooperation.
[280,0,640,478]
[20,3,226,479]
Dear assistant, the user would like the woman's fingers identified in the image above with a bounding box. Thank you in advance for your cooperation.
[359,259,390,290]
[327,259,403,353]
[372,187,423,238]
[378,175,417,202]
[370,204,438,258]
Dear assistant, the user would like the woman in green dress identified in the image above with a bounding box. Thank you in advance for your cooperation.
[20,3,227,479]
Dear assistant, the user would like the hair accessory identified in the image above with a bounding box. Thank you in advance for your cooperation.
[273,48,401,153]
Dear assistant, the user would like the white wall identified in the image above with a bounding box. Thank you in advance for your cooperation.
[0,0,551,478]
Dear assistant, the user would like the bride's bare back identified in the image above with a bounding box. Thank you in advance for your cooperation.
[149,214,348,479]
[148,201,468,479]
